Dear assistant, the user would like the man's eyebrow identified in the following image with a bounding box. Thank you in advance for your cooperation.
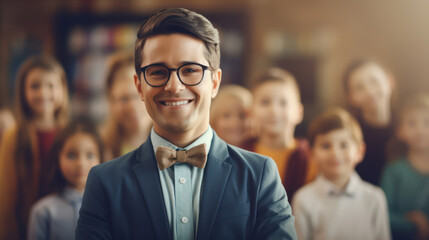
[180,61,200,65]
[142,62,167,67]
[143,61,202,68]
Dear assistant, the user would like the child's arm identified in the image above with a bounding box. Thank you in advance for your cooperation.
[292,192,311,240]
[381,164,418,238]
[405,211,429,240]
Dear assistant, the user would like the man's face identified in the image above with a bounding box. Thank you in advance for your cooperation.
[134,34,221,139]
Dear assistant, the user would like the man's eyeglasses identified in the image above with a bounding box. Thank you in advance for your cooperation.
[139,62,213,87]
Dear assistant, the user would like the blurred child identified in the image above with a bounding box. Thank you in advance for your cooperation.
[246,67,316,200]
[27,120,103,240]
[103,52,151,160]
[381,94,429,240]
[210,84,253,148]
[0,56,69,240]
[293,108,391,240]
[343,59,395,185]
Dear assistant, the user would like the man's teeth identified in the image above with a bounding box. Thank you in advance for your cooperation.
[164,100,190,106]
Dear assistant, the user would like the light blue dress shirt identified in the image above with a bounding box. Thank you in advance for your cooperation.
[151,127,213,240]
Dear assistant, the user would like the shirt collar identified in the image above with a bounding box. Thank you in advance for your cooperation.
[316,171,361,197]
[150,126,213,155]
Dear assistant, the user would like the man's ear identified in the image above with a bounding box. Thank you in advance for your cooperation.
[211,69,222,98]
[134,74,145,102]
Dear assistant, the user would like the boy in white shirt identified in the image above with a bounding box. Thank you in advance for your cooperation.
[293,108,391,240]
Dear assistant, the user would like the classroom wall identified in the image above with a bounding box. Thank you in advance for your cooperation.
[1,0,429,116]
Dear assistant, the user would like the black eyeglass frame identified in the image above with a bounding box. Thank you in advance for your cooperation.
[139,62,213,87]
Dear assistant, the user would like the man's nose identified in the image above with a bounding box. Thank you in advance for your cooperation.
[164,71,185,93]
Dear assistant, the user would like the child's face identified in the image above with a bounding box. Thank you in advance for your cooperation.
[253,81,303,136]
[397,108,429,151]
[59,132,100,191]
[212,96,249,146]
[312,128,364,182]
[25,68,63,118]
[348,64,392,113]
[110,66,151,131]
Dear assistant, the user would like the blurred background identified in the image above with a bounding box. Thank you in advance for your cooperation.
[2,0,429,135]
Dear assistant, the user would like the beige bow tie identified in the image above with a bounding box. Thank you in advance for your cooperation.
[155,143,207,170]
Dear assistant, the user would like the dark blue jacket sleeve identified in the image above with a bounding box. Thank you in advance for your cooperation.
[76,167,113,240]
[254,157,297,239]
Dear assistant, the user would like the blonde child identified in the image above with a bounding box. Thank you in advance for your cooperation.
[293,108,391,240]
[210,84,253,148]
[246,67,316,200]
[0,56,69,240]
[27,120,104,240]
[103,52,152,160]
[381,94,429,240]
[343,59,396,185]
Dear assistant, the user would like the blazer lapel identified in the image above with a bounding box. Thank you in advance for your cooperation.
[196,134,232,240]
[132,139,172,240]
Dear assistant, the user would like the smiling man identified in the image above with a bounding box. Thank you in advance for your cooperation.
[76,8,296,240]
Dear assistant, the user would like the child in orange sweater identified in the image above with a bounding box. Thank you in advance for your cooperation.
[245,67,317,200]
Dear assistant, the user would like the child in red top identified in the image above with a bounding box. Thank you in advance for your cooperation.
[0,56,70,240]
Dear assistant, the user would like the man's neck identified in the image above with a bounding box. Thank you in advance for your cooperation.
[153,125,209,148]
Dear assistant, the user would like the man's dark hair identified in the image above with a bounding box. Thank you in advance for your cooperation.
[135,8,220,79]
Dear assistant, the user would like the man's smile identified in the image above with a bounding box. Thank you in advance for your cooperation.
[159,99,193,106]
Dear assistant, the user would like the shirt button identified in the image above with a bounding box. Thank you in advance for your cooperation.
[181,217,188,223]
[179,177,186,184]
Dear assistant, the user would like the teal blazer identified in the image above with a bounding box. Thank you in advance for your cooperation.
[76,133,297,239]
